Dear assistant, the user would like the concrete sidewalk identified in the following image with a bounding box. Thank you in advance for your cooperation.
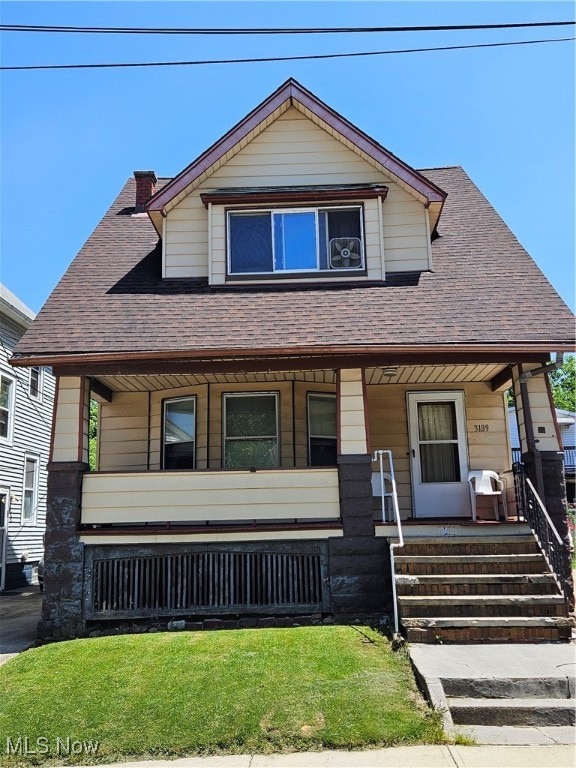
[75,745,575,768]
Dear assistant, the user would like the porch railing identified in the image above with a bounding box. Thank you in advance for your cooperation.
[372,450,403,636]
[512,446,575,470]
[513,462,570,598]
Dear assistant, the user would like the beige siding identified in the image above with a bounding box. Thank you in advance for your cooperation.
[81,468,340,525]
[163,107,431,281]
[339,369,368,454]
[98,392,149,471]
[511,364,561,452]
[52,376,83,463]
[367,381,512,519]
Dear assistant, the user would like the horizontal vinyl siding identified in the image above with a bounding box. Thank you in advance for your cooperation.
[1,315,55,566]
[98,392,149,471]
[164,107,430,281]
[81,468,340,524]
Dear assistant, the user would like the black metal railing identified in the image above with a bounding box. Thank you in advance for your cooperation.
[513,462,570,598]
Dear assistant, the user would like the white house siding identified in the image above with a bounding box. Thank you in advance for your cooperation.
[0,310,55,588]
[163,108,431,281]
[367,381,510,519]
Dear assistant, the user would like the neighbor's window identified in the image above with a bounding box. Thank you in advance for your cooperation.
[29,366,42,400]
[22,455,39,523]
[228,206,364,275]
[308,393,337,466]
[0,374,15,443]
[224,393,279,468]
[163,397,196,469]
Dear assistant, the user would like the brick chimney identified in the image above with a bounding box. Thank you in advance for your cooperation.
[134,170,157,212]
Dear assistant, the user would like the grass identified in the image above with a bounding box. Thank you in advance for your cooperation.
[0,626,445,766]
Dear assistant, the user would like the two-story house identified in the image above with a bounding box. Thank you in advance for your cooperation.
[11,80,575,642]
[1,285,55,590]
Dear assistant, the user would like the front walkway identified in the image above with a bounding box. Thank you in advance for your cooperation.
[409,643,576,745]
[0,586,42,665]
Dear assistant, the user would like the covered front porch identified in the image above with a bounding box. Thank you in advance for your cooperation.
[40,355,572,638]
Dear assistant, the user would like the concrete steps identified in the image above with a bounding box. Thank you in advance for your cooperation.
[448,697,576,727]
[394,527,570,643]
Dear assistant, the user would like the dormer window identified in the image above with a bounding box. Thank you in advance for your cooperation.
[228,206,364,276]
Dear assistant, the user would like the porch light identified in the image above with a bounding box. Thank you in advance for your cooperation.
[382,368,398,378]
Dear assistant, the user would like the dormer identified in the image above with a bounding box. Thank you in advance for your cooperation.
[145,79,447,285]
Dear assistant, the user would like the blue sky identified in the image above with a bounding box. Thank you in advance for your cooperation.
[1,0,574,313]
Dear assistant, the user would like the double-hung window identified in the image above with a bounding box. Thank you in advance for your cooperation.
[0,374,15,443]
[228,206,364,276]
[22,455,39,524]
[163,397,196,469]
[308,393,337,466]
[29,366,42,400]
[224,393,279,469]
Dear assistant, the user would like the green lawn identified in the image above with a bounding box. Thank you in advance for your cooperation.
[0,626,444,766]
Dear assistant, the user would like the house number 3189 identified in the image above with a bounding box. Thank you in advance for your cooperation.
[474,424,489,432]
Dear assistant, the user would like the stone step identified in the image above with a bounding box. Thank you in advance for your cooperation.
[402,616,572,643]
[441,676,576,700]
[395,573,558,597]
[398,594,567,619]
[401,536,540,557]
[395,553,547,575]
[448,697,576,727]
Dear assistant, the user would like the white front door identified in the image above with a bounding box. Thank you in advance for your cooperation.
[0,490,8,591]
[408,392,470,518]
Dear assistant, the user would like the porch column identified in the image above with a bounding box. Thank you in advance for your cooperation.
[511,364,573,604]
[330,369,391,618]
[38,376,89,641]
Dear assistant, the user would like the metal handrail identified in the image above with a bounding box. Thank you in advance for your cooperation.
[513,462,569,598]
[372,449,404,636]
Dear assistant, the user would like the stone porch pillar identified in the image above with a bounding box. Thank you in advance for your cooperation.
[329,369,391,618]
[38,376,89,641]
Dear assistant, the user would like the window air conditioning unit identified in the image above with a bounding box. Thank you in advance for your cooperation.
[329,238,363,269]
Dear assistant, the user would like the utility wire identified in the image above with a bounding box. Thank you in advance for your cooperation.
[0,21,574,35]
[1,36,574,71]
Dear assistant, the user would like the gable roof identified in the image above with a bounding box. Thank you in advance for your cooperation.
[146,78,447,233]
[1,283,35,330]
[12,166,575,368]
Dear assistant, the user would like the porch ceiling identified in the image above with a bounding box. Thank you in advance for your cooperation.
[94,363,507,392]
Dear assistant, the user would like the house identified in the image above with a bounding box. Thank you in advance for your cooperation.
[11,79,575,643]
[0,284,55,590]
[509,405,575,502]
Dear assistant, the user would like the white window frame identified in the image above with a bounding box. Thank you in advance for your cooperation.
[227,205,365,276]
[29,366,43,401]
[0,372,15,445]
[162,396,197,470]
[223,392,280,468]
[22,454,39,525]
[307,392,338,466]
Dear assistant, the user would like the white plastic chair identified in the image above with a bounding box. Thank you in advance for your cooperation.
[371,471,395,522]
[467,470,508,522]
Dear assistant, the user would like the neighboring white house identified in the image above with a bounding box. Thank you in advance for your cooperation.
[0,285,55,590]
[508,405,575,502]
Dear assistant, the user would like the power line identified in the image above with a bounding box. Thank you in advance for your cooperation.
[1,36,574,71]
[0,21,574,35]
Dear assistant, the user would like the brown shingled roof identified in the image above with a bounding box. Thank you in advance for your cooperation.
[13,166,575,365]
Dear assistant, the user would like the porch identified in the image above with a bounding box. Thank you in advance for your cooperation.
[39,358,572,640]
